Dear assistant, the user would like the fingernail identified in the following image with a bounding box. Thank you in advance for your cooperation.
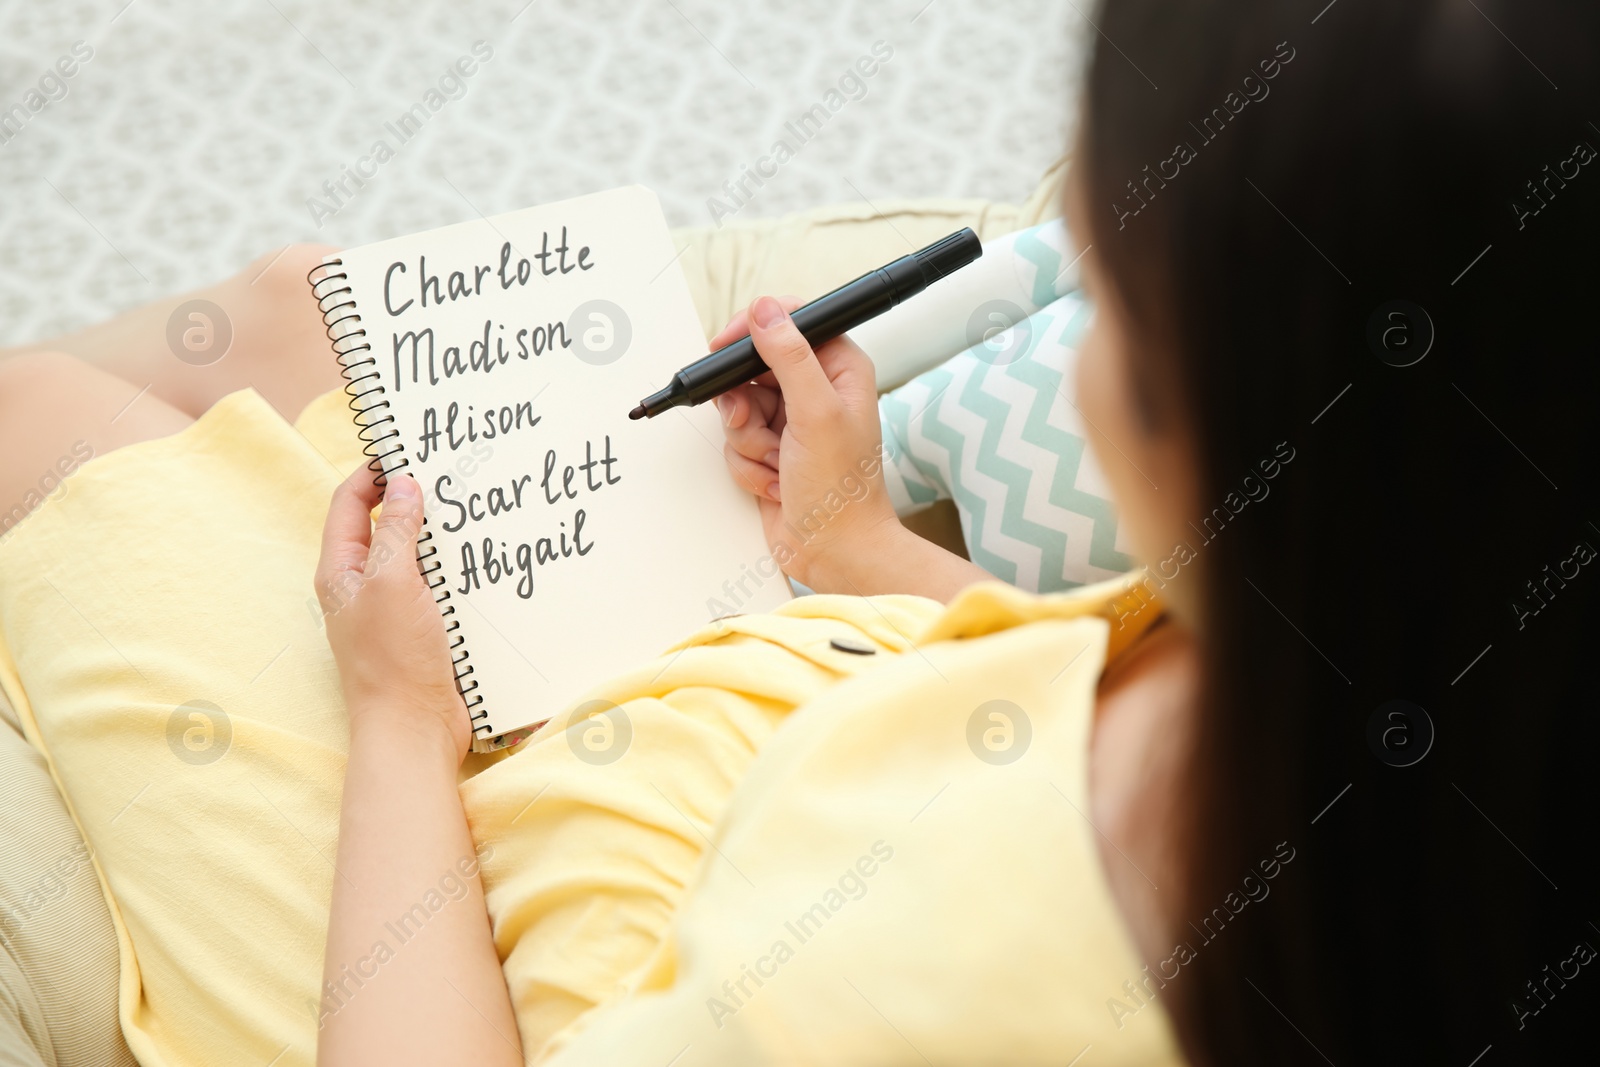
[763,450,780,468]
[716,395,733,425]
[387,475,417,500]
[752,296,786,329]
[767,481,781,502]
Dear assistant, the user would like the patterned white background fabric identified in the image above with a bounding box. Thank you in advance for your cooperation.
[0,0,1086,347]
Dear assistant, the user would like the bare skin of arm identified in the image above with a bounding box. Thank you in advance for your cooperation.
[313,470,522,1067]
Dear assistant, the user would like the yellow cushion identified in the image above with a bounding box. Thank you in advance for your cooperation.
[467,579,1181,1065]
[0,391,354,1066]
[0,690,137,1067]
[670,157,1067,342]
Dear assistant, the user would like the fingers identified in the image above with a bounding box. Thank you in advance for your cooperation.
[746,296,838,421]
[723,442,780,501]
[812,334,872,382]
[367,474,424,578]
[708,294,805,351]
[811,334,880,416]
[314,468,426,613]
[315,466,382,608]
[715,387,750,430]
[717,384,782,467]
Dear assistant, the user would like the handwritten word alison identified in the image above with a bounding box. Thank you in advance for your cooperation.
[416,398,542,462]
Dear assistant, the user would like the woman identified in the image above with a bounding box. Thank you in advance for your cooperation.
[3,0,1596,1064]
[313,1,1599,1064]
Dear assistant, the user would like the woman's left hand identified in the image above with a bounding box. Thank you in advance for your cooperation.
[314,467,471,763]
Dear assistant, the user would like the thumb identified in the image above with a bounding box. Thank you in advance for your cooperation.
[367,474,424,578]
[748,296,838,422]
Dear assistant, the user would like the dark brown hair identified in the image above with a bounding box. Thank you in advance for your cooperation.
[1082,0,1600,1061]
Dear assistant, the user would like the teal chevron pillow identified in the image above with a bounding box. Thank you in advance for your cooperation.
[877,289,1133,593]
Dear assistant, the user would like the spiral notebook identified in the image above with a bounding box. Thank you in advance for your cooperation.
[308,186,790,751]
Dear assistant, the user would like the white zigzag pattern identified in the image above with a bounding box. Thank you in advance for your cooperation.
[978,361,1102,589]
[881,296,1128,591]
[918,361,1047,587]
[1012,218,1077,301]
[1034,329,1129,585]
[880,379,944,513]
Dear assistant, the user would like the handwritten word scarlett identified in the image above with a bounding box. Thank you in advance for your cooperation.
[436,437,621,535]
[383,233,594,318]
[445,438,622,600]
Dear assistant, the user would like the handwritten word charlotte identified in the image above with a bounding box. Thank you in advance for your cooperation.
[384,228,595,392]
[390,223,625,602]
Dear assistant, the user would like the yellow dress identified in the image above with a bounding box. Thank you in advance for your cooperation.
[0,385,1182,1066]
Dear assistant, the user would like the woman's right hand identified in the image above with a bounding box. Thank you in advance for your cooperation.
[716,295,906,593]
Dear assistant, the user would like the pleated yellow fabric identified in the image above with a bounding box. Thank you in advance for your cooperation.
[0,390,368,1067]
[0,383,1179,1067]
[469,582,1184,1066]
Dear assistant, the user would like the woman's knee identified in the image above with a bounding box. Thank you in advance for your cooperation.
[0,351,191,500]
[198,243,344,416]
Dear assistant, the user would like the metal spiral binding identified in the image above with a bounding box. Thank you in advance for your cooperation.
[307,259,493,741]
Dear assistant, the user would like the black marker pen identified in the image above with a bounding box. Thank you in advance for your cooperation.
[628,228,983,420]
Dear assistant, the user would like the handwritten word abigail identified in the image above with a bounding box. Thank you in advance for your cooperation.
[412,398,622,601]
